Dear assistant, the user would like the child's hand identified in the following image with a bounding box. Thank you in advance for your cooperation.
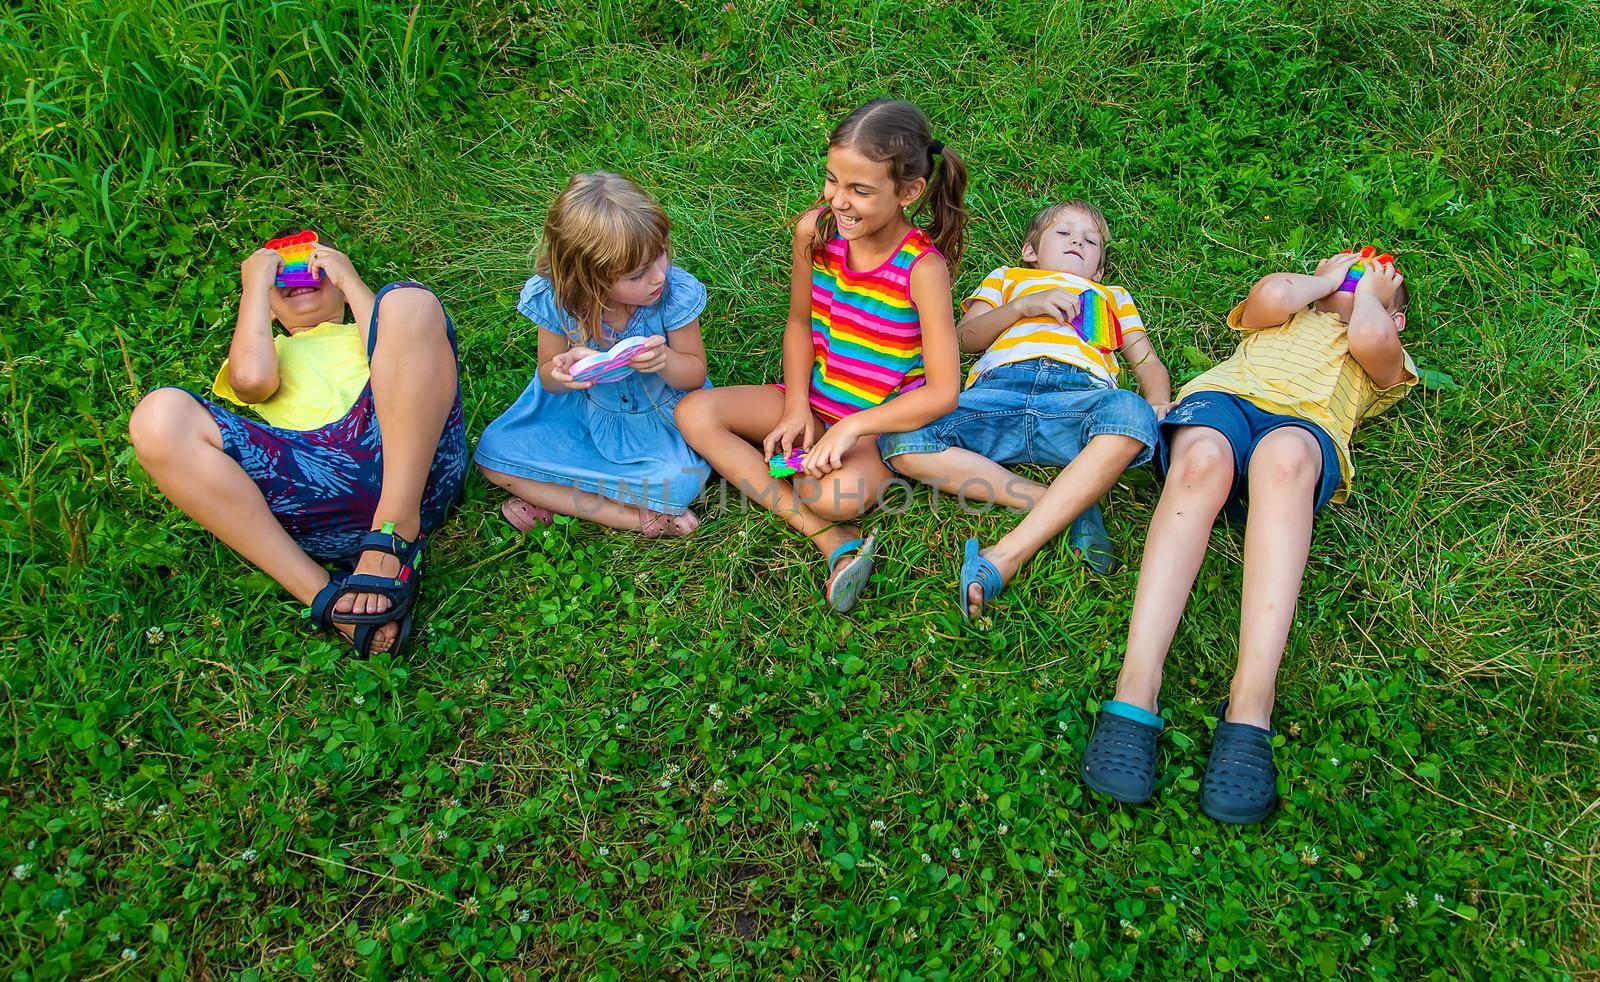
[804,418,859,477]
[549,347,599,391]
[306,246,360,291]
[241,248,283,291]
[1150,400,1174,422]
[762,409,817,460]
[1020,289,1082,325]
[628,336,669,374]
[1314,250,1362,289]
[1354,257,1404,307]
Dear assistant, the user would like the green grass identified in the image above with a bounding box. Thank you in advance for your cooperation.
[4,0,1599,976]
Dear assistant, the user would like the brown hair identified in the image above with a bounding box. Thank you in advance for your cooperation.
[814,99,969,271]
[537,172,670,347]
[1022,200,1111,274]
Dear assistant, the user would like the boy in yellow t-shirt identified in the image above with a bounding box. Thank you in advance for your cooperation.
[128,231,468,657]
[881,200,1172,619]
[1081,249,1417,825]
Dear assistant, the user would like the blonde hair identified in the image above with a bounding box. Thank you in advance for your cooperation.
[538,172,670,347]
[1022,199,1111,273]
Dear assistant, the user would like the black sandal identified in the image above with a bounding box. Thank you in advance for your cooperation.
[330,523,425,627]
[1198,699,1279,824]
[306,571,416,657]
[1080,699,1164,803]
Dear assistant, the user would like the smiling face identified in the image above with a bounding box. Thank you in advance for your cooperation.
[609,248,670,309]
[823,144,925,243]
[267,276,347,332]
[1022,206,1106,280]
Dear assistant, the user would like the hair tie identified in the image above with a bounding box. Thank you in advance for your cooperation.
[928,139,945,169]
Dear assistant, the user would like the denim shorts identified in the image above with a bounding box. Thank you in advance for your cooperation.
[1156,390,1343,518]
[878,358,1158,469]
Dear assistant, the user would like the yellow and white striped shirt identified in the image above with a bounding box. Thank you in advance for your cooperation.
[1178,301,1418,502]
[963,267,1145,388]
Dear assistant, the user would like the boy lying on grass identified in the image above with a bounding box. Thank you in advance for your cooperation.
[129,234,467,656]
[1081,249,1416,824]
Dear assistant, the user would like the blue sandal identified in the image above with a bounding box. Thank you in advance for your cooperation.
[825,535,876,613]
[1068,506,1119,576]
[1080,700,1164,803]
[959,538,1006,621]
[330,523,425,627]
[306,571,408,657]
[1199,699,1279,824]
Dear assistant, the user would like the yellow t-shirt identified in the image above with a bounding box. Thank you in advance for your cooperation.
[1178,302,1418,502]
[963,267,1146,388]
[212,322,369,431]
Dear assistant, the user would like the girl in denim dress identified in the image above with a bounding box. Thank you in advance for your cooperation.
[476,172,712,537]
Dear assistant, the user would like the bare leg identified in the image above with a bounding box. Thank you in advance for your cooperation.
[957,434,1144,619]
[341,288,459,618]
[889,447,1046,511]
[128,389,395,650]
[1111,427,1235,711]
[676,386,865,561]
[478,468,697,537]
[1227,428,1320,729]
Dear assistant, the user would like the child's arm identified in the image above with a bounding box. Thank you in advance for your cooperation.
[1119,332,1173,418]
[308,247,376,343]
[630,320,708,391]
[1237,251,1363,329]
[226,249,286,403]
[1346,259,1410,389]
[763,209,827,457]
[539,327,598,393]
[804,256,962,475]
[958,288,1081,353]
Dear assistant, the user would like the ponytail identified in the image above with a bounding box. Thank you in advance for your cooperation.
[914,144,968,272]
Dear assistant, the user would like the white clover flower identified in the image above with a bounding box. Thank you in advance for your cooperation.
[598,847,609,857]
[353,694,366,706]
[145,627,165,645]
[1331,756,1340,766]
[1588,734,1597,745]
[1015,931,1025,941]
[121,948,137,962]
[870,819,886,836]
[55,909,69,925]
[1405,892,1418,908]
[449,797,461,809]
[1476,723,1488,736]
[803,820,818,834]
[1433,893,1445,904]
[997,823,1009,835]
[709,779,728,797]
[1362,933,1372,948]
[1300,847,1319,866]
[706,703,723,720]
[952,848,962,860]
[517,909,531,923]
[1047,867,1061,879]
[1191,846,1201,856]
[921,853,931,864]
[11,864,31,881]
[241,848,258,863]
[903,927,918,943]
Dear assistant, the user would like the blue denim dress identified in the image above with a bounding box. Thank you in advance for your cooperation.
[474,266,712,514]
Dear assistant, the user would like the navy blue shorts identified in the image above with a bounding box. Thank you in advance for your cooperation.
[1156,391,1342,519]
[171,282,469,564]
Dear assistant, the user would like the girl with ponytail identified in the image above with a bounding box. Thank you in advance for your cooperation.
[676,99,967,613]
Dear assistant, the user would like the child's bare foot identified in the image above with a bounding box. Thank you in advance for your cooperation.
[638,508,699,538]
[336,519,419,619]
[337,619,399,652]
[965,543,1021,620]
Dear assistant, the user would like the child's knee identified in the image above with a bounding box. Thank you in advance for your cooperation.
[806,479,874,522]
[673,389,716,434]
[128,388,203,462]
[1251,430,1321,487]
[376,287,447,338]
[1168,433,1234,490]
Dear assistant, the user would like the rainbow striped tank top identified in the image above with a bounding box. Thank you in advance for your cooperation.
[806,226,939,423]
